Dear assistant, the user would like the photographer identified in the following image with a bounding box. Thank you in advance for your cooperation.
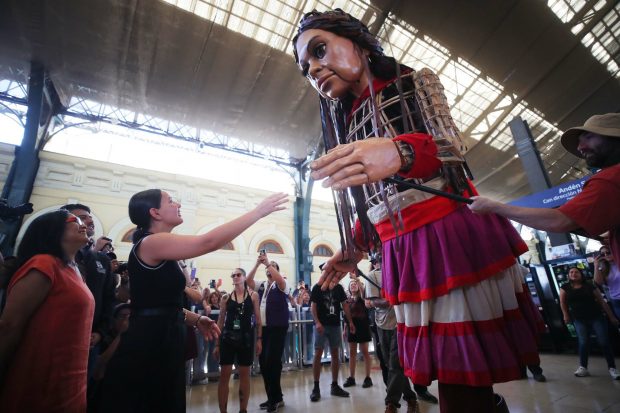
[61,203,115,399]
[246,252,289,412]
[594,245,620,318]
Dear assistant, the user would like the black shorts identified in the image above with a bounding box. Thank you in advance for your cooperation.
[347,317,372,343]
[219,331,255,366]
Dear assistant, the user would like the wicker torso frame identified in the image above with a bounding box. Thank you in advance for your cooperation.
[346,67,469,211]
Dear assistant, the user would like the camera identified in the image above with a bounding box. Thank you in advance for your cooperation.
[0,199,33,221]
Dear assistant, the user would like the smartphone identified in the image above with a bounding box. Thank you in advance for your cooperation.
[209,279,216,288]
[259,249,266,256]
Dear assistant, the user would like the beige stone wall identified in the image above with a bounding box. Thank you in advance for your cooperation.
[1,143,343,291]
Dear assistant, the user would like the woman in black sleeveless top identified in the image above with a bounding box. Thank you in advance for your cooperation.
[215,269,261,413]
[99,189,286,413]
[560,266,619,379]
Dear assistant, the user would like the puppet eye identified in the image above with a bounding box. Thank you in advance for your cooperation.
[314,43,326,59]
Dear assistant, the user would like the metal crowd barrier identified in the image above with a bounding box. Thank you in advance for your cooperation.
[194,304,376,377]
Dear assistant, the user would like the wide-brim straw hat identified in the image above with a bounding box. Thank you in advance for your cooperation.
[561,113,620,157]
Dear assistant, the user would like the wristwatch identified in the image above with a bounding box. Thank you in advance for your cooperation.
[394,140,415,173]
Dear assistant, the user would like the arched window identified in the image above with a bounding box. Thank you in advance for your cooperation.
[313,244,334,257]
[121,227,137,243]
[257,240,284,254]
[219,241,234,251]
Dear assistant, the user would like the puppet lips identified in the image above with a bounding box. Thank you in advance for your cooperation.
[317,73,335,92]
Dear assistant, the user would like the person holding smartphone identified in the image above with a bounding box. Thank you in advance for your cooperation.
[594,245,620,318]
[246,252,289,412]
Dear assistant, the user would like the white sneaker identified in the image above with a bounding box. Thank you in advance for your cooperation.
[610,368,620,380]
[574,366,590,377]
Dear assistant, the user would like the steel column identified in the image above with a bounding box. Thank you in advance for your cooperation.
[509,116,572,247]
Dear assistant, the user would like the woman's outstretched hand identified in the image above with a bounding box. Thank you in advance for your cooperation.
[197,316,220,341]
[318,248,364,291]
[310,138,401,190]
[254,192,288,218]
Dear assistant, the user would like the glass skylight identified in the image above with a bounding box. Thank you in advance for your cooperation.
[548,0,620,77]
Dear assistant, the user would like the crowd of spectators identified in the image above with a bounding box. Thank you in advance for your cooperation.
[1,110,619,412]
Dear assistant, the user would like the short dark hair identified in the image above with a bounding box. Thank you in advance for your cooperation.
[107,252,117,260]
[60,203,91,213]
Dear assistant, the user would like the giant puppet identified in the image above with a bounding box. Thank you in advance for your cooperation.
[293,9,539,413]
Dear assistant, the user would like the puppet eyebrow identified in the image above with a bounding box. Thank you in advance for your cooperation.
[297,35,320,76]
[298,35,321,65]
[305,35,320,58]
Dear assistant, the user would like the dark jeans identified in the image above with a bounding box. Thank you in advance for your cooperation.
[610,298,620,319]
[370,323,389,385]
[259,326,288,403]
[573,316,616,369]
[377,327,416,406]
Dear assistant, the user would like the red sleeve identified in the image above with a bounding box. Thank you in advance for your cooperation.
[7,255,59,293]
[558,166,620,237]
[353,219,369,252]
[393,133,443,179]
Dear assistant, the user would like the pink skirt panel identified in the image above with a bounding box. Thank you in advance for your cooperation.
[382,206,528,304]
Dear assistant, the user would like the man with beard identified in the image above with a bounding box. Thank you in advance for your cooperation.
[61,203,115,411]
[469,113,620,261]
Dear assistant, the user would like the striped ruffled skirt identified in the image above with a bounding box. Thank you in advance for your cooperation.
[382,206,540,387]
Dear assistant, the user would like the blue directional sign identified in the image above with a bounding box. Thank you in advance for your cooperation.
[509,176,590,208]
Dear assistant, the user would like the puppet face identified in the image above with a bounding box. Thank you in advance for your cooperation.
[295,28,369,100]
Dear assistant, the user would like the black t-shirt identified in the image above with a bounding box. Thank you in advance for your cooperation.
[76,247,115,334]
[561,282,602,320]
[310,283,347,326]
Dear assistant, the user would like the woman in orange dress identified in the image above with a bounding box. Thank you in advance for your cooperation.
[0,209,95,413]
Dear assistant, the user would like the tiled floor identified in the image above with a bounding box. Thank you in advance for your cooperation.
[187,353,620,412]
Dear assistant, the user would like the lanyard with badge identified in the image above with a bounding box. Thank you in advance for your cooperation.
[328,290,336,315]
[232,287,247,330]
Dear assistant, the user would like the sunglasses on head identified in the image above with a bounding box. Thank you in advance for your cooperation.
[66,215,84,226]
